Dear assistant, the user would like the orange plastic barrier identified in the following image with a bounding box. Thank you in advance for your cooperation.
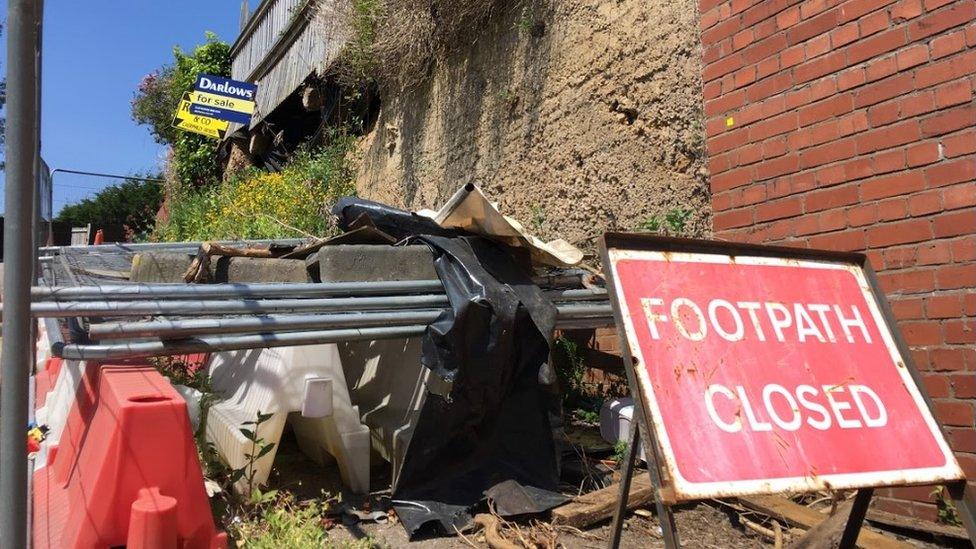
[34,357,64,409]
[32,363,227,549]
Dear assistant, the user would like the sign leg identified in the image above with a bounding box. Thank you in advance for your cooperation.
[608,420,640,549]
[638,414,680,548]
[653,475,680,549]
[837,489,873,549]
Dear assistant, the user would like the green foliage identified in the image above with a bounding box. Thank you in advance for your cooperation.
[637,207,693,236]
[154,137,356,242]
[229,411,277,500]
[665,207,693,233]
[149,355,208,389]
[636,216,661,233]
[554,337,586,401]
[131,66,180,145]
[131,32,230,188]
[342,0,383,85]
[229,493,325,548]
[171,34,231,188]
[573,408,600,424]
[228,493,380,549]
[931,486,962,525]
[529,204,547,234]
[55,175,164,240]
[515,6,534,32]
[612,440,629,463]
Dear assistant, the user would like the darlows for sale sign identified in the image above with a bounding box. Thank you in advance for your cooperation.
[602,235,963,501]
[189,74,257,125]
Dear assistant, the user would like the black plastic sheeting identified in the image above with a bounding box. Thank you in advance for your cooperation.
[333,198,568,537]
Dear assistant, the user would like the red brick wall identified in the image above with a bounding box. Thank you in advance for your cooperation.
[699,0,976,521]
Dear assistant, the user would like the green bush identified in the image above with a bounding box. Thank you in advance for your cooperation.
[56,175,164,240]
[229,494,326,548]
[154,137,356,242]
[131,32,230,188]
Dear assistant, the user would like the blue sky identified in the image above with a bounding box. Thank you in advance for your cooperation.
[0,1,256,214]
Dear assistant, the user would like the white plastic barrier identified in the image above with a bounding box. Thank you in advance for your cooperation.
[207,344,370,494]
[336,338,435,489]
[599,397,646,463]
[35,321,51,372]
[33,360,87,470]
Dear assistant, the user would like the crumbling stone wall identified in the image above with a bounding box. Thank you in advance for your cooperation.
[352,0,711,256]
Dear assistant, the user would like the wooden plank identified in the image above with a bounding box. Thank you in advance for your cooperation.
[737,495,912,549]
[551,475,655,529]
[790,499,856,549]
[866,509,968,540]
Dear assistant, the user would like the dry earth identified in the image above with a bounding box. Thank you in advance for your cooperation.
[261,426,958,549]
[352,0,711,255]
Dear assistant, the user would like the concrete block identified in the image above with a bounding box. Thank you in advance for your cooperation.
[129,252,194,283]
[130,253,309,283]
[308,244,438,283]
[206,344,370,494]
[212,257,310,283]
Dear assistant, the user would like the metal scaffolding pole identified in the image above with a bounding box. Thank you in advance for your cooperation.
[58,325,433,361]
[37,238,307,255]
[24,294,453,317]
[56,313,616,361]
[86,303,615,340]
[31,280,448,300]
[4,288,607,318]
[1,0,41,545]
[30,275,591,301]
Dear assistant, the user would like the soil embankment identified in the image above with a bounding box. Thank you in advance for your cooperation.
[351,0,710,253]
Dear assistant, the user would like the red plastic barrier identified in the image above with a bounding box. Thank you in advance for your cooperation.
[35,357,64,409]
[33,363,227,548]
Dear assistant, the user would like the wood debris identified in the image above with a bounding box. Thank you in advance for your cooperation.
[737,495,911,549]
[551,474,655,529]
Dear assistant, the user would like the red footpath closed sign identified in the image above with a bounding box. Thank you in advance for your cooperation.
[604,238,963,500]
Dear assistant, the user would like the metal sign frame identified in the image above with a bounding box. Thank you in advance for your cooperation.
[598,232,976,548]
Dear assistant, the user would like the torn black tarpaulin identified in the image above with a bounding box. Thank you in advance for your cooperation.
[333,196,457,240]
[484,480,569,517]
[333,198,566,537]
[394,235,563,536]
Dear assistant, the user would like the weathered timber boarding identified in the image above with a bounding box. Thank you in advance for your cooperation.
[229,0,347,128]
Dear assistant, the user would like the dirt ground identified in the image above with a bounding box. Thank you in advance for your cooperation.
[351,0,712,254]
[327,501,768,548]
[259,426,960,549]
[322,497,960,548]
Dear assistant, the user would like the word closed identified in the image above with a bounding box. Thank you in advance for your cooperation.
[607,248,961,500]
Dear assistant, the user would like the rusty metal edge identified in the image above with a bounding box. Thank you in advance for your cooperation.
[598,234,682,549]
[861,260,976,542]
[598,232,973,543]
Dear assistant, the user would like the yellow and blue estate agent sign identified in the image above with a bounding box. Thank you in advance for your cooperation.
[172,92,229,139]
[189,74,258,125]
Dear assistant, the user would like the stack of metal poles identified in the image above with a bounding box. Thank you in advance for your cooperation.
[23,277,614,361]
